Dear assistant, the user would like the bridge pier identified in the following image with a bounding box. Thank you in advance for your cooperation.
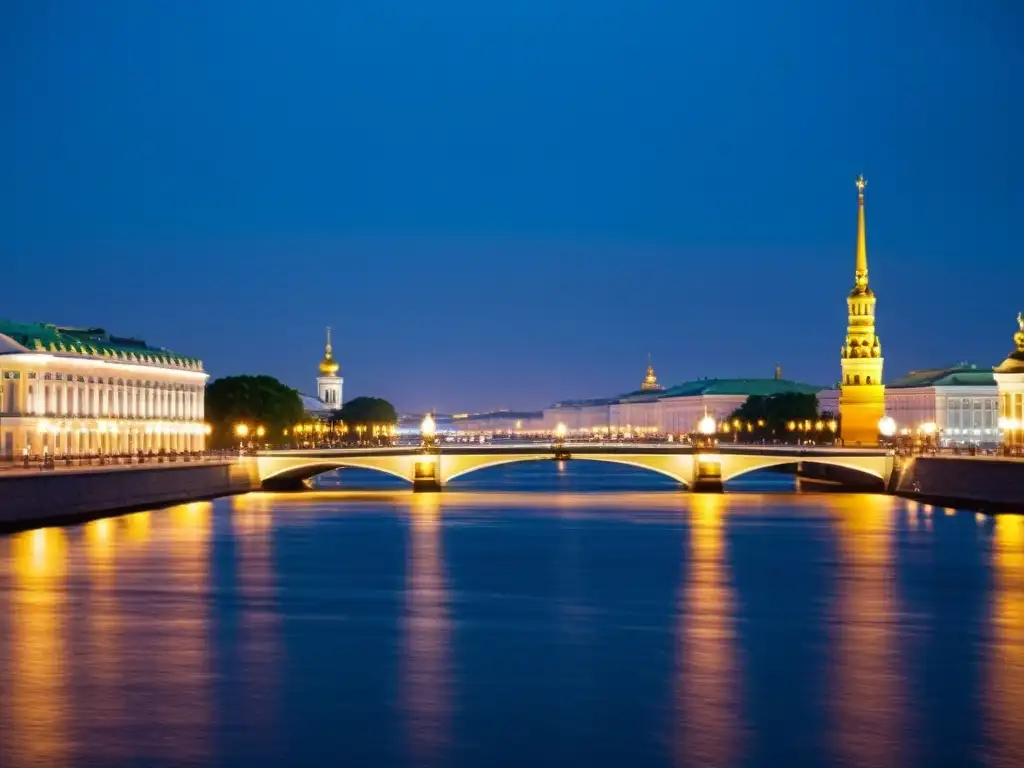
[692,453,724,493]
[412,455,442,493]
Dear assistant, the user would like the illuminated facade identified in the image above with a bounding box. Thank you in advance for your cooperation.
[449,374,825,435]
[0,320,208,457]
[994,313,1024,448]
[839,175,886,445]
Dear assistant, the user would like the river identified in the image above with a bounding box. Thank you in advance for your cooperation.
[0,463,1022,767]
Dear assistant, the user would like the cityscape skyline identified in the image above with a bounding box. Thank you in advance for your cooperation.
[2,1,1021,412]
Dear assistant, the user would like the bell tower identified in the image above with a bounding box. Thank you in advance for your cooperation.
[317,326,344,409]
[839,175,885,445]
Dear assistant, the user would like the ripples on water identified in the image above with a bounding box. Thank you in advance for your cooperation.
[0,463,1022,767]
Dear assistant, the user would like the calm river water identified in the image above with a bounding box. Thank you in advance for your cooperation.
[0,463,1022,767]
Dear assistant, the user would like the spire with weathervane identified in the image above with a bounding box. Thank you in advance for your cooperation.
[316,326,344,407]
[839,175,885,445]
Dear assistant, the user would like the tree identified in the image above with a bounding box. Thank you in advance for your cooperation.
[334,396,398,444]
[728,393,824,443]
[205,375,305,449]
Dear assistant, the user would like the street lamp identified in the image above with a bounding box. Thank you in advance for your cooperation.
[421,413,437,451]
[878,416,897,448]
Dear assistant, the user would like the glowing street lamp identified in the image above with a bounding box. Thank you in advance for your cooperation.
[878,416,897,439]
[554,422,567,442]
[421,413,438,452]
[697,415,717,436]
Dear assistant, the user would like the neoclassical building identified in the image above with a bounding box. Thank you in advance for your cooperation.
[821,363,999,445]
[0,320,209,457]
[994,313,1024,448]
[450,361,825,435]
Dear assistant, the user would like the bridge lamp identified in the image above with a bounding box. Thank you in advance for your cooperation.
[255,425,266,439]
[921,422,937,436]
[555,422,567,441]
[234,423,250,439]
[421,413,437,439]
[878,416,897,439]
[696,415,717,436]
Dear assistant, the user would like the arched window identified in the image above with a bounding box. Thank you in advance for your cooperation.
[854,375,861,385]
[866,376,872,384]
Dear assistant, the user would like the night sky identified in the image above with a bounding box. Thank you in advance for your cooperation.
[2,1,1021,412]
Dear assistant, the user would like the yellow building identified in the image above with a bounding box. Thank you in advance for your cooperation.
[0,320,209,458]
[994,313,1024,449]
[839,175,886,446]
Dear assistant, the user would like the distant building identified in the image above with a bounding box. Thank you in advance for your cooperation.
[994,313,1024,449]
[819,363,999,445]
[0,319,208,458]
[450,360,825,435]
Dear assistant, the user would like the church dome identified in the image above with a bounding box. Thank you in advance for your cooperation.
[318,326,340,376]
[319,354,339,376]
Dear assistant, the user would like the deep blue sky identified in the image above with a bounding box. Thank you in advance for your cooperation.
[2,1,1021,412]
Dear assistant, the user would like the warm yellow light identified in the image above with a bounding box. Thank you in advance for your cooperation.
[921,421,937,436]
[787,421,796,431]
[255,425,266,438]
[421,413,436,439]
[828,419,838,432]
[555,422,567,439]
[203,423,212,435]
[234,423,249,438]
[878,416,897,438]
[696,415,717,435]
[815,420,824,431]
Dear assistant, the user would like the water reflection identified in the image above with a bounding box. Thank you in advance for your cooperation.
[231,493,281,755]
[673,493,744,766]
[1,528,71,767]
[402,493,452,765]
[985,514,1024,767]
[830,495,905,767]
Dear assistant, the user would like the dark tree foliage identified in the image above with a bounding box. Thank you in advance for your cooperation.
[337,396,398,427]
[728,393,824,442]
[205,375,305,448]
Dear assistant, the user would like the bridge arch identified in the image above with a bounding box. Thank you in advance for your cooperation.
[443,454,691,487]
[720,456,887,487]
[259,460,412,490]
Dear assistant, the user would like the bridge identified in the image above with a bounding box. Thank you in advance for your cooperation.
[255,443,896,493]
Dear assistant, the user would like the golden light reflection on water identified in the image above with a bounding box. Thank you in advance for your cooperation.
[1,527,71,767]
[830,494,904,767]
[403,492,451,765]
[141,501,214,764]
[985,514,1024,767]
[673,493,744,767]
[231,493,281,752]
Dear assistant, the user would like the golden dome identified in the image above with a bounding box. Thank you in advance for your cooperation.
[318,326,340,376]
[319,354,339,376]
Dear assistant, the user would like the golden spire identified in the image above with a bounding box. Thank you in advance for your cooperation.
[318,325,339,376]
[853,174,869,293]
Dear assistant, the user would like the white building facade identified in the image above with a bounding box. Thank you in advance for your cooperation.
[0,321,209,458]
[994,314,1024,449]
[818,364,999,445]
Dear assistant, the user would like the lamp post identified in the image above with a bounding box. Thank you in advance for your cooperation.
[878,416,897,449]
[553,422,570,460]
[414,413,441,492]
[234,422,249,452]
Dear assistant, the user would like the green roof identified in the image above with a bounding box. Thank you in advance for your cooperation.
[660,378,827,398]
[887,364,995,389]
[0,319,203,371]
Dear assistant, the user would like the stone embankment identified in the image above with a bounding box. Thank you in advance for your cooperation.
[894,455,1024,512]
[0,459,258,532]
